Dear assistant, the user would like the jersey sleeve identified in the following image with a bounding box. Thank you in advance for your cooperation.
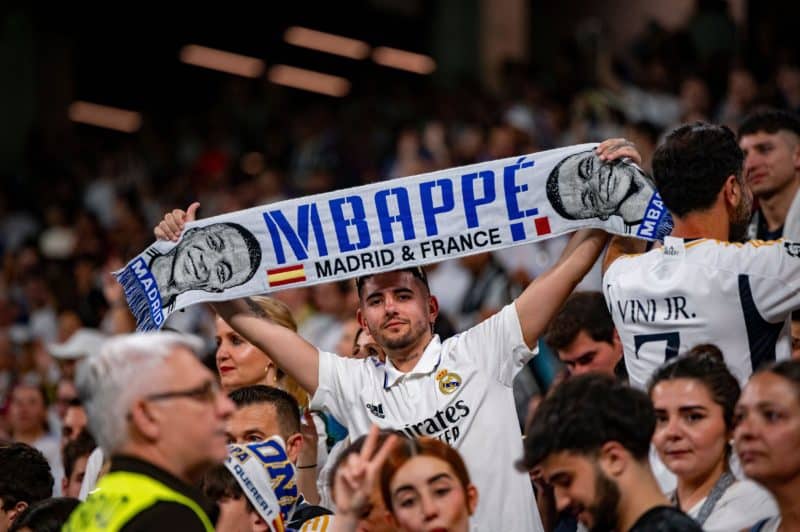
[449,303,537,387]
[309,350,363,425]
[739,241,800,322]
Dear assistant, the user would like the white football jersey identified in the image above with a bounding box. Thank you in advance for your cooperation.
[311,304,542,532]
[604,237,800,389]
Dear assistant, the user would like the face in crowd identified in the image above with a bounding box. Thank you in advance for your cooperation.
[734,363,800,490]
[387,455,476,531]
[651,378,729,482]
[558,331,622,377]
[8,385,48,438]
[739,129,800,200]
[356,270,438,354]
[536,451,622,531]
[215,316,276,391]
[134,347,235,481]
[381,438,477,532]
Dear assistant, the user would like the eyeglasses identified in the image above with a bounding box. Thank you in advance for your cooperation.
[144,380,220,404]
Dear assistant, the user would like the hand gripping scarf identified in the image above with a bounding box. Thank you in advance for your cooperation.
[117,143,672,330]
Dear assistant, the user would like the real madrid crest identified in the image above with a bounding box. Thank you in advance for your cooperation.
[436,368,462,394]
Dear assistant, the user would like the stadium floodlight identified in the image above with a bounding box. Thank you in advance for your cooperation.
[372,46,435,74]
[284,26,370,60]
[179,44,265,78]
[268,64,350,97]
[68,101,142,133]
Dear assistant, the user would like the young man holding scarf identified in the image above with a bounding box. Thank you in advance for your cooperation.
[151,138,657,531]
[157,217,620,531]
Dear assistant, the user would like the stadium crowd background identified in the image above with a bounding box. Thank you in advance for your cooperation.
[1,1,800,530]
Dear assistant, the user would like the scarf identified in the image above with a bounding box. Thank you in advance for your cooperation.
[225,437,299,532]
[116,143,672,330]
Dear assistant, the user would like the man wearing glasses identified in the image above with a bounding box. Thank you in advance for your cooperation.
[64,332,235,532]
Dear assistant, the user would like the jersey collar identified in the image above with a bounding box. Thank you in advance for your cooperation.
[383,334,443,389]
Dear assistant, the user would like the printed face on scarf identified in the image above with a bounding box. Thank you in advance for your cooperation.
[170,224,256,294]
[547,151,648,223]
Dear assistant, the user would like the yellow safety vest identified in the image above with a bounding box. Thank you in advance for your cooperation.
[62,471,214,532]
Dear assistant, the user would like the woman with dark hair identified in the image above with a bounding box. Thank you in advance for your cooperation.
[330,426,478,532]
[649,345,777,530]
[735,359,800,532]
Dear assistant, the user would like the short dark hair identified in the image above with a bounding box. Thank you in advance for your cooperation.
[62,430,96,480]
[652,122,744,218]
[759,359,800,402]
[738,108,800,138]
[545,291,615,350]
[202,463,242,501]
[228,385,300,437]
[355,267,430,299]
[648,344,740,431]
[520,374,655,469]
[8,497,80,532]
[0,442,53,510]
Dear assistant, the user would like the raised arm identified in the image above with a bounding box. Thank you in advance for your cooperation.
[154,203,321,394]
[513,139,646,347]
[603,235,647,274]
[515,228,609,348]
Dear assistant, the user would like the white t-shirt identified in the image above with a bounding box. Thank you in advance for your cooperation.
[686,479,778,532]
[604,237,799,389]
[311,303,542,532]
[33,433,62,496]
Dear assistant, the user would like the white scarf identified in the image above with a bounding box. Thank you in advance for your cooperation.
[116,143,671,330]
[225,437,299,532]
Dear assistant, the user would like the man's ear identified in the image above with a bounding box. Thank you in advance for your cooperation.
[792,138,800,170]
[598,441,629,478]
[722,175,743,209]
[128,399,161,441]
[8,500,29,524]
[356,307,367,329]
[428,295,439,327]
[286,433,304,464]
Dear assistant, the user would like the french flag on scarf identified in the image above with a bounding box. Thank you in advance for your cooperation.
[510,216,551,242]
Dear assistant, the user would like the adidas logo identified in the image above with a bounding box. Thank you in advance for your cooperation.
[366,403,385,419]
